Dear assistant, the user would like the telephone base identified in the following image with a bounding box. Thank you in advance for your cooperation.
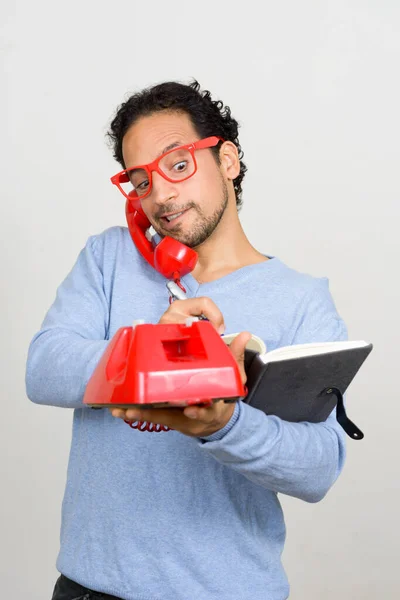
[83,321,246,408]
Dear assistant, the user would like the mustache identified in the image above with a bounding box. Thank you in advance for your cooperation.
[155,201,197,220]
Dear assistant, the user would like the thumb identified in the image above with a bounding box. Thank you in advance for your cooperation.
[228,331,252,384]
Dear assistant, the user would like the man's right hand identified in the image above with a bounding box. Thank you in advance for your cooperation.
[158,297,225,335]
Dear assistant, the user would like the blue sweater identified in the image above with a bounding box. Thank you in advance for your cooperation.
[26,226,347,600]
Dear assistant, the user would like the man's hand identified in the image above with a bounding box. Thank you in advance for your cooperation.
[109,297,251,437]
[158,296,226,333]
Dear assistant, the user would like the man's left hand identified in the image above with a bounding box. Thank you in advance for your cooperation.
[109,331,251,437]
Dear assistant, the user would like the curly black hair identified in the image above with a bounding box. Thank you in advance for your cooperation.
[106,80,247,209]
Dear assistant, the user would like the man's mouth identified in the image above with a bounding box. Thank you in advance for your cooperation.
[165,211,184,222]
[160,209,189,224]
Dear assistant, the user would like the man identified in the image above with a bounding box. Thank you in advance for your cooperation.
[26,80,347,600]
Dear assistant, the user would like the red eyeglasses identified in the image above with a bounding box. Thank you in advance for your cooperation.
[110,136,223,200]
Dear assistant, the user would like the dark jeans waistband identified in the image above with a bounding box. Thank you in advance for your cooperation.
[51,574,123,600]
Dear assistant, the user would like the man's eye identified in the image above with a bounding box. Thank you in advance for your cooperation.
[173,161,187,172]
[136,180,149,191]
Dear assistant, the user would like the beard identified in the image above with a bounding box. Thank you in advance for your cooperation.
[153,178,229,248]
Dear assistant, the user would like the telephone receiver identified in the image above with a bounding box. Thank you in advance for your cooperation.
[125,192,198,281]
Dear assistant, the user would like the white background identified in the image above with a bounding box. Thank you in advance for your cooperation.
[1,1,399,598]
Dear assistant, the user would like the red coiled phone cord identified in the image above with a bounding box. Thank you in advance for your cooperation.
[124,420,172,432]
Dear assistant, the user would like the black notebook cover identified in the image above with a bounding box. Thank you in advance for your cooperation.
[243,344,373,439]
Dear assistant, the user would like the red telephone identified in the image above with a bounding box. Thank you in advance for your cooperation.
[85,191,246,433]
[125,193,197,281]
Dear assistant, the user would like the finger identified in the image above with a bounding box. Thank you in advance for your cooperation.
[228,331,252,383]
[183,402,219,421]
[109,407,127,419]
[160,297,225,334]
[124,406,187,427]
[124,403,219,427]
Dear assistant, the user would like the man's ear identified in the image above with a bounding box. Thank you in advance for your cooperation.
[219,141,240,180]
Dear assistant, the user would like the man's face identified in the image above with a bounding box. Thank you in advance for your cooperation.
[122,111,229,248]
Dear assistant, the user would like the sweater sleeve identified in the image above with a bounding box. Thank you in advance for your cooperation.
[25,236,110,409]
[196,278,348,503]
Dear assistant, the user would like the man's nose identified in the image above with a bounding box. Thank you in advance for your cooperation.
[150,171,178,205]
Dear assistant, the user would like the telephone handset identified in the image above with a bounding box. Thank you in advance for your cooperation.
[125,193,198,282]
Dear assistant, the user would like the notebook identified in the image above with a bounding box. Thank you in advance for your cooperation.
[222,334,373,440]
